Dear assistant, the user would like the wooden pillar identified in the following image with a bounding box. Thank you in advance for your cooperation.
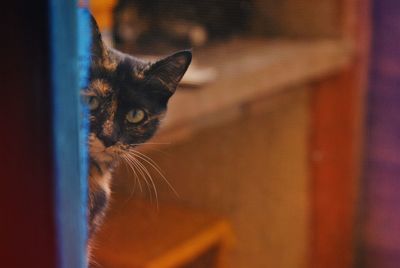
[309,1,371,267]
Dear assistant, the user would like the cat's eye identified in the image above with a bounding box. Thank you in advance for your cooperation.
[126,109,146,124]
[84,96,100,110]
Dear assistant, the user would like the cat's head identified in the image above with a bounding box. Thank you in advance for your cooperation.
[85,16,191,164]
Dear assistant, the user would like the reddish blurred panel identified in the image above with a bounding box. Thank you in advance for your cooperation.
[0,1,57,267]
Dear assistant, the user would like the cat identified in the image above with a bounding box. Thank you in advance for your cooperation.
[85,14,191,259]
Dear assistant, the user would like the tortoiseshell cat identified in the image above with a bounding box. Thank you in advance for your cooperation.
[85,15,191,258]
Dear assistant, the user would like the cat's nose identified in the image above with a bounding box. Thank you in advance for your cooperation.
[100,119,119,147]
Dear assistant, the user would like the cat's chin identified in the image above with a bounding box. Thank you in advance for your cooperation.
[89,134,115,163]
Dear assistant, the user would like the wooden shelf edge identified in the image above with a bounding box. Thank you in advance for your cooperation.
[147,220,234,268]
[93,199,235,268]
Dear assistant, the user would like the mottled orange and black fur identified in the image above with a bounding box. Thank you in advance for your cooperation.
[85,15,191,259]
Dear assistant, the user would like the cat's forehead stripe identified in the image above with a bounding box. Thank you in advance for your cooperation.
[90,79,112,95]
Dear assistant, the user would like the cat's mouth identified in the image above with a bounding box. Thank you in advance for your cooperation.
[88,134,120,163]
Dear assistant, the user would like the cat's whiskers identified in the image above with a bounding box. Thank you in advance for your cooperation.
[106,145,147,196]
[120,153,143,193]
[117,153,139,200]
[127,148,179,197]
[122,152,158,205]
[126,154,153,200]
[128,142,172,146]
[123,152,152,197]
[113,144,176,206]
[128,154,159,207]
[126,143,173,157]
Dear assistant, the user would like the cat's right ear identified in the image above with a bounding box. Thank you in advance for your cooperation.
[90,14,106,62]
[145,51,192,94]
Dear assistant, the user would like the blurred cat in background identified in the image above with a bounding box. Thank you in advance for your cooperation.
[112,0,253,54]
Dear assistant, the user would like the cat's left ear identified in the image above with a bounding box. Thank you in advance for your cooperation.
[90,14,106,62]
[146,51,192,94]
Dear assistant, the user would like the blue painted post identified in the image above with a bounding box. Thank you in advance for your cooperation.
[50,1,90,267]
